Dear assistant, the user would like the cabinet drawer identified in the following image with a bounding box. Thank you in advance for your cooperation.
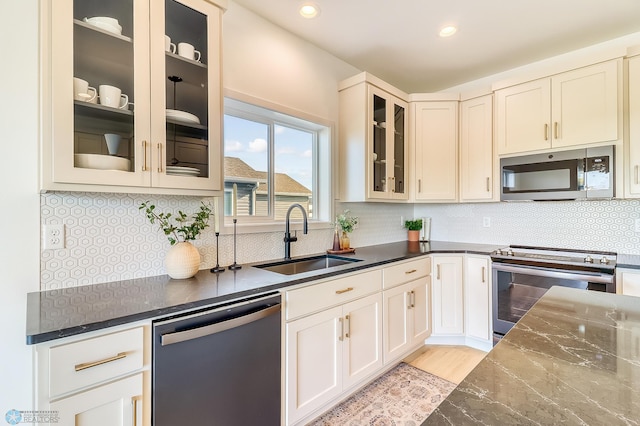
[286,270,382,320]
[383,257,430,289]
[49,327,144,398]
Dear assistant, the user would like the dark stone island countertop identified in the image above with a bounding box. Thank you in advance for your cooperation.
[425,286,640,425]
[26,240,500,345]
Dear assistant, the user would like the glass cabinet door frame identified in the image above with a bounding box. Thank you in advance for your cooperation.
[366,85,408,200]
[42,0,223,193]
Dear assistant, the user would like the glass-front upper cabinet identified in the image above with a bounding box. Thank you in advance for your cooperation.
[368,86,407,200]
[43,0,224,193]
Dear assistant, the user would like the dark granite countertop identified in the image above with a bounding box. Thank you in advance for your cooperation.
[26,240,500,345]
[425,286,640,425]
[616,253,640,269]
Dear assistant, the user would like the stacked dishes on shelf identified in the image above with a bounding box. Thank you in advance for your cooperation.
[166,109,200,124]
[83,16,123,35]
[166,166,201,177]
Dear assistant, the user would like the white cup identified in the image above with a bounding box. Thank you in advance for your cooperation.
[165,35,176,54]
[177,42,201,62]
[73,77,97,102]
[104,133,121,155]
[99,85,128,109]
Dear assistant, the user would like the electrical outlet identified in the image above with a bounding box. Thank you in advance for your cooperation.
[400,215,404,226]
[43,224,65,249]
[483,217,491,228]
[635,218,640,233]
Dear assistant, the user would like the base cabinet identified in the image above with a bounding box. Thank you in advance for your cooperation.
[431,256,464,335]
[382,277,430,363]
[286,293,382,425]
[50,374,143,426]
[464,255,492,344]
[616,269,640,297]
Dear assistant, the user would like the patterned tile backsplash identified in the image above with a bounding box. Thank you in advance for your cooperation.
[41,193,640,290]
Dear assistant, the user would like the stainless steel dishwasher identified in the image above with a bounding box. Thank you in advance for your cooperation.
[152,293,281,425]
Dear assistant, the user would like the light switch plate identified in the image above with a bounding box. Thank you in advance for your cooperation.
[483,217,491,228]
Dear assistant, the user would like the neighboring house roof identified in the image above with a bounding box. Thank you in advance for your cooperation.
[224,156,311,196]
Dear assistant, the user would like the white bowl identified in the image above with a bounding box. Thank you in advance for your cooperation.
[75,153,130,171]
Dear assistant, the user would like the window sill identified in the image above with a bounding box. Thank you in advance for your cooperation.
[220,220,334,235]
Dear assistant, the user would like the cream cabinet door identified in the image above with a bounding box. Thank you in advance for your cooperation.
[464,255,491,342]
[551,60,620,149]
[627,56,640,197]
[495,78,551,155]
[431,256,464,335]
[286,306,342,424]
[382,283,411,363]
[459,95,494,201]
[412,101,458,202]
[409,276,431,345]
[342,293,383,389]
[617,269,640,297]
[50,374,142,426]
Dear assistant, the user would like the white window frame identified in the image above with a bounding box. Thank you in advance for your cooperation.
[222,90,335,233]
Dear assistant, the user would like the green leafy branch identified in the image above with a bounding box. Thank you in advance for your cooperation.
[336,209,359,233]
[140,201,212,245]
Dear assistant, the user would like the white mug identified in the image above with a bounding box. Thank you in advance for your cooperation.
[99,84,128,109]
[73,77,97,102]
[104,133,121,155]
[178,42,201,62]
[165,35,176,54]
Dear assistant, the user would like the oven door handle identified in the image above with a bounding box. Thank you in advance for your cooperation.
[492,263,614,284]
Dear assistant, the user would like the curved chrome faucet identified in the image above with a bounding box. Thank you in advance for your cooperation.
[284,203,308,260]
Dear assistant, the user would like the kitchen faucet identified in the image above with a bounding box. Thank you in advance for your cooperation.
[284,203,308,260]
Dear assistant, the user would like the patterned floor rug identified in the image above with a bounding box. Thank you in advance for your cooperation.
[308,362,457,426]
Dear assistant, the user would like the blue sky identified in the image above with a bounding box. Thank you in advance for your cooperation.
[224,115,313,190]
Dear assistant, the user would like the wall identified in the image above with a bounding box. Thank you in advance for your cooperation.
[415,200,640,255]
[0,0,41,415]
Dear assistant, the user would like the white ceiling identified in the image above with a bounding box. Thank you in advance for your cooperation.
[231,0,640,92]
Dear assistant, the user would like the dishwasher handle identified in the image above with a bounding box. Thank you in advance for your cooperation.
[161,303,281,346]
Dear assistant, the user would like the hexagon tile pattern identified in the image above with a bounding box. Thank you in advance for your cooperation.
[41,193,640,290]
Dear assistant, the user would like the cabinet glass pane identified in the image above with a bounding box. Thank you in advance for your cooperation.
[372,95,387,193]
[73,0,135,172]
[393,103,405,194]
[165,0,209,178]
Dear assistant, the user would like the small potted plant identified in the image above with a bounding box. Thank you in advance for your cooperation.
[140,201,212,279]
[335,209,359,250]
[404,219,423,242]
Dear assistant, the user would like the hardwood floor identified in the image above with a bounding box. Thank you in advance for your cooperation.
[404,345,487,384]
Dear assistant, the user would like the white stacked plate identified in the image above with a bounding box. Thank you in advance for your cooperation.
[75,153,130,171]
[166,109,200,124]
[166,166,200,177]
[83,17,123,35]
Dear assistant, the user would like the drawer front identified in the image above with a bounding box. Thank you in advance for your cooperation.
[286,270,382,320]
[49,326,144,398]
[383,257,430,289]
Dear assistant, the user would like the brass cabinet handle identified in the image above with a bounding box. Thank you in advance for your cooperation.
[335,287,354,294]
[436,264,441,280]
[410,290,416,308]
[544,123,549,141]
[157,143,163,173]
[636,165,639,185]
[482,266,486,283]
[405,269,417,274]
[74,352,127,372]
[344,315,350,339]
[132,395,142,426]
[142,140,148,172]
[418,179,422,193]
[554,122,559,139]
[486,177,490,192]
[338,317,344,341]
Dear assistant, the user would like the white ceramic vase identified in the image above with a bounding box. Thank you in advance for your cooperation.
[165,241,200,279]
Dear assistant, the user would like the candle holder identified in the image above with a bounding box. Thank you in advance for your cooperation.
[228,219,242,270]
[210,232,225,273]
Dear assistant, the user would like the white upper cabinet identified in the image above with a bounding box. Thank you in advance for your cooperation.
[459,95,494,202]
[42,0,224,194]
[339,73,409,202]
[495,59,621,156]
[410,100,458,202]
[626,53,640,198]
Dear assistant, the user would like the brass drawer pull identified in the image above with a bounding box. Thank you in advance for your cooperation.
[75,352,127,372]
[405,269,417,274]
[335,287,354,294]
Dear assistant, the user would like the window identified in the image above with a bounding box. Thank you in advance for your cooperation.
[223,96,332,224]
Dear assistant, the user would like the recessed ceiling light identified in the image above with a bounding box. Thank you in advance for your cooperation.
[300,3,320,19]
[439,26,457,37]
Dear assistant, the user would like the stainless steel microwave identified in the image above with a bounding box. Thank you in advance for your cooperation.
[500,146,614,201]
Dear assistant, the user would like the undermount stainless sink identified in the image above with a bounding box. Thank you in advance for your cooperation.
[254,254,362,275]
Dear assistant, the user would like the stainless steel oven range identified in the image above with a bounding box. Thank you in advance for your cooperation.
[491,245,616,343]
